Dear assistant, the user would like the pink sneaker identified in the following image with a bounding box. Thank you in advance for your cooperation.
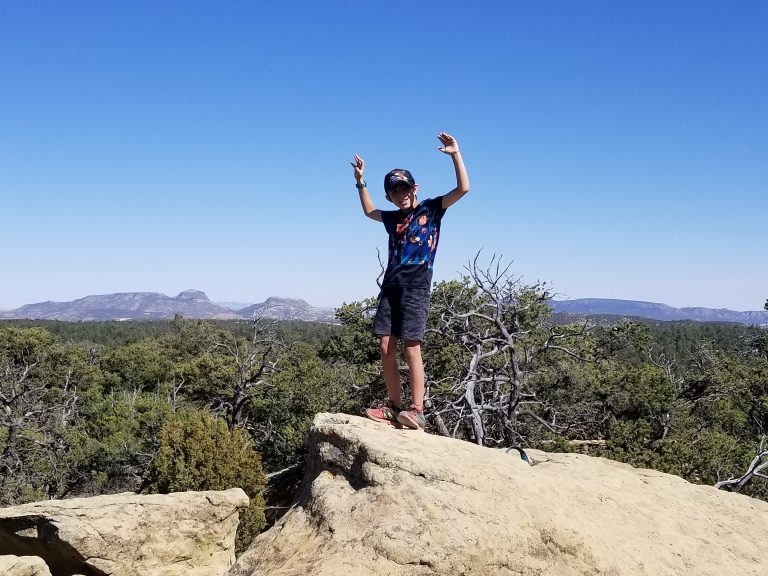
[365,400,402,428]
[397,404,426,430]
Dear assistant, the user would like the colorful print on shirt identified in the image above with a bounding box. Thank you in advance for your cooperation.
[380,196,447,289]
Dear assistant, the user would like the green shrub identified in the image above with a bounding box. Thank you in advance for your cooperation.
[146,409,267,555]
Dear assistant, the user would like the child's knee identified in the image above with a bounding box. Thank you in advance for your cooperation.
[379,336,398,358]
[402,340,422,357]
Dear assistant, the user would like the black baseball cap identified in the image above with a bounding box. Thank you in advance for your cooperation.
[384,169,416,194]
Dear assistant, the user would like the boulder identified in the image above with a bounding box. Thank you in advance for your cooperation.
[0,555,52,576]
[0,488,249,576]
[229,413,768,576]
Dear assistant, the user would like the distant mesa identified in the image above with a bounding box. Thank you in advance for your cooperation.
[550,298,768,325]
[265,296,309,306]
[237,296,334,323]
[176,289,210,301]
[0,290,336,323]
[3,293,766,326]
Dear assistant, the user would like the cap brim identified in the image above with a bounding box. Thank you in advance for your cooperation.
[386,178,414,193]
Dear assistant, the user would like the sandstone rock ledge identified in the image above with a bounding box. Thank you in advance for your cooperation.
[0,488,249,576]
[229,413,768,576]
[0,555,53,576]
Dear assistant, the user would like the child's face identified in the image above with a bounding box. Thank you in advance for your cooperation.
[389,183,419,211]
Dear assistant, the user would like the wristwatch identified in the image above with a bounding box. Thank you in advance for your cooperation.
[355,180,367,189]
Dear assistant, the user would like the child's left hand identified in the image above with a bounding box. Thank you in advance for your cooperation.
[437,132,460,155]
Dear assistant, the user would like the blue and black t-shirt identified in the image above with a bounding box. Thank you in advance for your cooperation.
[380,196,446,289]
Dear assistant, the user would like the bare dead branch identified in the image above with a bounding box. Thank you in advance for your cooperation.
[427,251,589,449]
[715,437,768,493]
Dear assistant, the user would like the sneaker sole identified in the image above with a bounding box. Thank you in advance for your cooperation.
[396,413,425,431]
[365,410,403,429]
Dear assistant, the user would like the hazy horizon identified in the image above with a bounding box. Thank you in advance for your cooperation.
[2,288,766,314]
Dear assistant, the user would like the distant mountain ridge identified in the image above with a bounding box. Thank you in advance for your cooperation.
[550,298,768,325]
[0,290,336,323]
[3,292,765,326]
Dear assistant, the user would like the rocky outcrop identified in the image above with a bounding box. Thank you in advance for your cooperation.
[0,488,249,576]
[0,555,53,576]
[230,413,768,576]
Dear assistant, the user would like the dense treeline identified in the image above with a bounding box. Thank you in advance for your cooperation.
[2,286,767,550]
[0,316,345,552]
[0,318,338,349]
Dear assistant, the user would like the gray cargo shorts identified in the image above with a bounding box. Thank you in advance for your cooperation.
[372,286,430,343]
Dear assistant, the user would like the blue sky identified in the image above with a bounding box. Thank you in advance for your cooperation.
[2,1,766,311]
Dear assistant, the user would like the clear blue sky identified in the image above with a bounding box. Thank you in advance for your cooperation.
[2,1,766,311]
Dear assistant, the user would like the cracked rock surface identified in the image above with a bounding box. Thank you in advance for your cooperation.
[229,413,768,576]
[0,488,249,576]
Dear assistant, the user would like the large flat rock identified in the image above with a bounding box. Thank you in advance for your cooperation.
[0,488,249,576]
[229,413,768,576]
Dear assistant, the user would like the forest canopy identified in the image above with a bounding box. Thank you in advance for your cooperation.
[2,280,767,547]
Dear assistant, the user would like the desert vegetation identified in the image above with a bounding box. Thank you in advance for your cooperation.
[2,266,767,552]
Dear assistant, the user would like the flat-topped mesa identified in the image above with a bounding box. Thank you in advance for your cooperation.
[237,297,336,323]
[262,296,310,306]
[0,290,237,320]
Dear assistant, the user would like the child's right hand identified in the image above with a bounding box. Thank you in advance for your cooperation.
[351,154,365,182]
[437,132,460,156]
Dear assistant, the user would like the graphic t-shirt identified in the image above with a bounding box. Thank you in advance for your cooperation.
[380,196,447,289]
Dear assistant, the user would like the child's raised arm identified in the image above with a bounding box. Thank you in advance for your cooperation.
[437,132,470,209]
[351,154,382,222]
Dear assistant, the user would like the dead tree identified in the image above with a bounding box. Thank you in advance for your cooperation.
[208,318,283,431]
[426,254,589,447]
[715,437,768,493]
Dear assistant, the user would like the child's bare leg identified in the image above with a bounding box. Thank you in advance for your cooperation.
[379,335,402,406]
[402,340,425,409]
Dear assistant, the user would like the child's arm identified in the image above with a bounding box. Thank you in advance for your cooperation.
[351,154,382,222]
[437,132,470,209]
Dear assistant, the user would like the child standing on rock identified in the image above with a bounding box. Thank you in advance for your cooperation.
[351,132,470,430]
